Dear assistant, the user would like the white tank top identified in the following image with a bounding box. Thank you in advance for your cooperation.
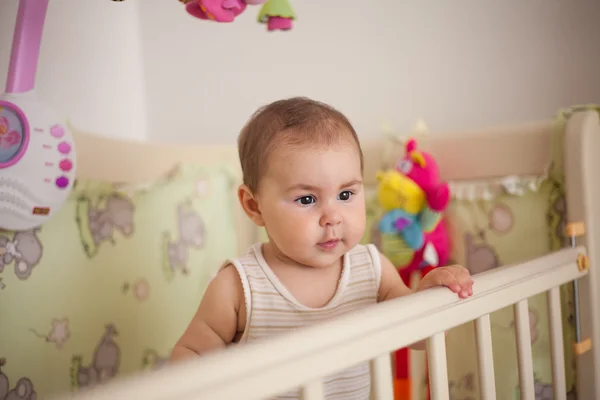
[225,243,382,400]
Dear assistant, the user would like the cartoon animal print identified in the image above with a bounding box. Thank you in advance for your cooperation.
[0,228,43,281]
[0,358,37,400]
[550,194,566,246]
[162,202,206,281]
[493,307,540,345]
[464,231,500,275]
[448,372,475,400]
[70,324,120,390]
[515,376,578,400]
[122,278,151,302]
[29,318,71,349]
[141,349,169,371]
[488,203,514,235]
[75,193,135,258]
[546,180,566,251]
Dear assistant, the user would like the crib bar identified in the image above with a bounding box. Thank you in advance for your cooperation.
[302,379,324,400]
[427,332,450,400]
[59,247,587,400]
[370,354,394,399]
[514,299,535,400]
[474,314,496,400]
[547,286,567,400]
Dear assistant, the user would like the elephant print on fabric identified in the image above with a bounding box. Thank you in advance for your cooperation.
[448,372,475,400]
[464,231,500,275]
[514,377,578,400]
[70,324,121,390]
[75,193,135,258]
[550,194,566,247]
[0,358,37,400]
[0,228,43,282]
[162,202,206,281]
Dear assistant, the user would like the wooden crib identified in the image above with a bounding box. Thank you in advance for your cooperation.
[55,110,600,400]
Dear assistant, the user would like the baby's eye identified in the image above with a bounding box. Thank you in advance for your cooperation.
[295,195,316,206]
[338,191,353,201]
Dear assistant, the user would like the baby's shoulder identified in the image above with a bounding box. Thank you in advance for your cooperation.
[212,263,244,294]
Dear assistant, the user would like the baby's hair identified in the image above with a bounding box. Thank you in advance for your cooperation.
[237,97,364,192]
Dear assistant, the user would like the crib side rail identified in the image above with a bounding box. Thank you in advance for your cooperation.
[57,246,588,400]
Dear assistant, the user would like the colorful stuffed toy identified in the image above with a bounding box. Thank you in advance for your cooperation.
[375,138,451,400]
[376,137,451,282]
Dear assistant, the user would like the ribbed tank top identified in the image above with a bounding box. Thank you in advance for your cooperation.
[225,243,382,400]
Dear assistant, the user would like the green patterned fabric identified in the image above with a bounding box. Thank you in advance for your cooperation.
[0,164,238,399]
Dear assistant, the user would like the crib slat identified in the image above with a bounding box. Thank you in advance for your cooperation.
[514,299,535,400]
[302,379,324,400]
[370,353,394,399]
[426,332,450,400]
[547,286,567,400]
[474,314,496,400]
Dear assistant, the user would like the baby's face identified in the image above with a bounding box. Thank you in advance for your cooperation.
[256,140,366,269]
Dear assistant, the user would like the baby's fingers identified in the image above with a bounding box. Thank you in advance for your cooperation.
[452,265,474,298]
[426,269,461,293]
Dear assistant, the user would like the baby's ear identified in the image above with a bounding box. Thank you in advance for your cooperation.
[237,185,265,226]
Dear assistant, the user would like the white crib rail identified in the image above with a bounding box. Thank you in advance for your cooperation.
[58,246,588,400]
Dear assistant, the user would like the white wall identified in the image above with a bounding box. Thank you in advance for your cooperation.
[1,0,599,144]
[0,0,147,141]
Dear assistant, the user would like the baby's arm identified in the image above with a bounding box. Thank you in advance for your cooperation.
[170,265,243,361]
[377,252,428,350]
[377,251,473,351]
[377,252,413,302]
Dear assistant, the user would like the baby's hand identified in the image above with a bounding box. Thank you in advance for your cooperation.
[417,265,473,299]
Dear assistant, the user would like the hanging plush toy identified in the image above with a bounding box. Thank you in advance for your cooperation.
[182,0,267,23]
[184,0,247,22]
[376,137,451,282]
[257,0,295,31]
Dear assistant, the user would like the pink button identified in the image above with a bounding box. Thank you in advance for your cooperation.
[59,159,73,172]
[50,124,65,138]
[58,141,71,154]
[56,176,69,189]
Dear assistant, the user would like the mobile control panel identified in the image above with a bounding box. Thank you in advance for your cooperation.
[0,96,76,230]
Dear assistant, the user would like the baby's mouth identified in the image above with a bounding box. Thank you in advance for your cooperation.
[317,238,340,250]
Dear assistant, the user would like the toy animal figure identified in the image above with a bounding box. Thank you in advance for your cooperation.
[375,138,451,400]
[376,138,451,283]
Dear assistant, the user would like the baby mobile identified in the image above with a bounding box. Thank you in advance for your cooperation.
[178,0,295,30]
[113,0,293,30]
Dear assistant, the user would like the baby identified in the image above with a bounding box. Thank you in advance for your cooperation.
[170,97,474,398]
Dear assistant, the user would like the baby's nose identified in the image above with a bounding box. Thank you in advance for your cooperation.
[319,208,342,227]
